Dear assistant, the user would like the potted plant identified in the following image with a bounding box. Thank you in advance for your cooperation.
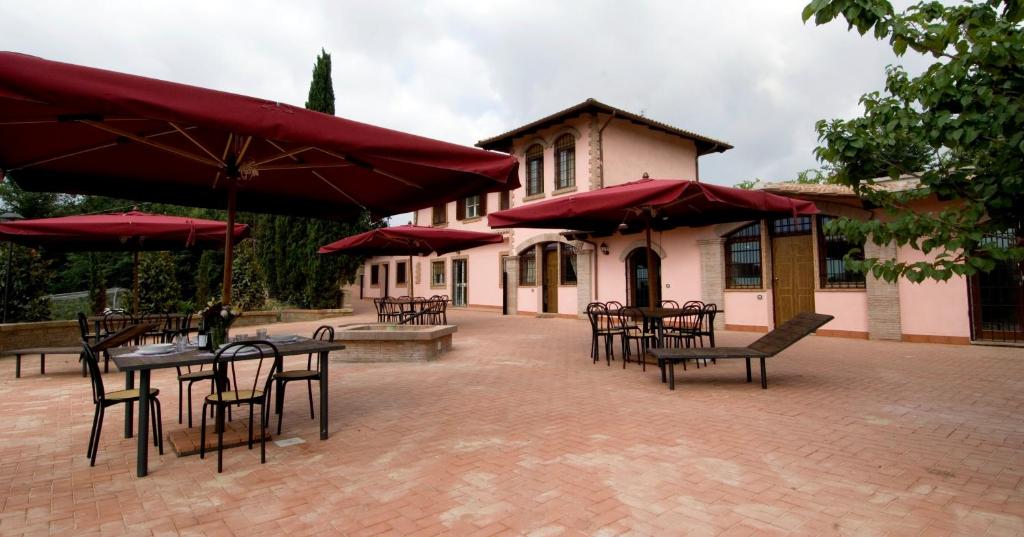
[199,301,240,350]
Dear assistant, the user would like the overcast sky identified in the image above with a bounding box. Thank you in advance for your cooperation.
[1,0,933,195]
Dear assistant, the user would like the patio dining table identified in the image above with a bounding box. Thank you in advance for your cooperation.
[110,338,346,477]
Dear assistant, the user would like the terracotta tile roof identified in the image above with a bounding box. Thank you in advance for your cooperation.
[476,98,733,155]
[759,175,922,198]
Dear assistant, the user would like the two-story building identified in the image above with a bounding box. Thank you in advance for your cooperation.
[355,98,1023,345]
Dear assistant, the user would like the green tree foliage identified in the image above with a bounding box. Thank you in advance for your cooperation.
[0,244,51,322]
[803,0,1024,282]
[231,238,267,311]
[194,250,222,307]
[138,251,181,313]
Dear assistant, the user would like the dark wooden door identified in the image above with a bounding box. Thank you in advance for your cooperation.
[542,248,558,313]
[772,235,815,325]
[627,248,660,307]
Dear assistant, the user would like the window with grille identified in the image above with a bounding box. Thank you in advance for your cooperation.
[560,243,577,285]
[519,248,536,285]
[395,261,407,285]
[431,260,446,287]
[525,144,544,196]
[431,204,447,225]
[770,216,812,236]
[554,135,575,190]
[370,264,380,286]
[818,216,866,288]
[725,223,762,289]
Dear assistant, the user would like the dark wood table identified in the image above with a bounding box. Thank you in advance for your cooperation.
[111,338,345,477]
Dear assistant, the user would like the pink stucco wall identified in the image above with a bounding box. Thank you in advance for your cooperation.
[724,291,772,329]
[814,291,868,334]
[896,245,970,338]
[601,119,698,185]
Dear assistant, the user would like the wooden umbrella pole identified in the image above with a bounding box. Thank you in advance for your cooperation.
[132,250,140,315]
[645,208,658,309]
[408,254,414,297]
[221,179,237,305]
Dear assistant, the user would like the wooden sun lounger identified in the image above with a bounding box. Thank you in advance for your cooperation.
[646,312,834,390]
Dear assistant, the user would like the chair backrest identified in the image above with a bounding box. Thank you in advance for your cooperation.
[748,312,835,356]
[586,302,607,332]
[213,341,282,400]
[700,303,718,332]
[682,300,704,310]
[658,300,680,308]
[80,341,105,404]
[103,310,132,334]
[618,307,642,330]
[313,325,335,342]
[77,312,91,340]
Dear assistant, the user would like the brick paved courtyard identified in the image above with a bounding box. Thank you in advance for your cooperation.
[1,301,1022,536]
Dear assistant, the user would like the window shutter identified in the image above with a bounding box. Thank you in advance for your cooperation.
[479,193,488,216]
[456,198,465,220]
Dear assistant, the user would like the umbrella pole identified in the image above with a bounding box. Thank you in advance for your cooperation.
[408,254,413,297]
[222,180,237,306]
[645,222,657,309]
[132,250,140,315]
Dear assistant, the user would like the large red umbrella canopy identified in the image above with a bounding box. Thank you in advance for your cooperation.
[487,178,818,231]
[0,52,518,303]
[488,178,819,307]
[0,52,519,221]
[0,210,250,251]
[318,225,504,257]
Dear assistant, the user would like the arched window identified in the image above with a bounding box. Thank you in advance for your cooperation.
[725,223,762,289]
[525,144,544,196]
[554,134,575,190]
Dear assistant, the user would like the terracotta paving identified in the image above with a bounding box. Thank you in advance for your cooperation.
[0,301,1022,536]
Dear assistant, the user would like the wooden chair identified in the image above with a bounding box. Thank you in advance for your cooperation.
[620,307,657,370]
[80,342,163,466]
[647,312,835,390]
[200,341,282,473]
[586,303,622,366]
[274,325,333,434]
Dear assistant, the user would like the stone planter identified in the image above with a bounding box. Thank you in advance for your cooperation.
[331,324,456,363]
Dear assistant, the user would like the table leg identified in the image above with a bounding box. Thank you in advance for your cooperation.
[15,353,21,378]
[319,351,329,440]
[40,353,45,375]
[136,370,151,477]
[124,371,135,438]
[668,361,676,390]
[745,358,752,383]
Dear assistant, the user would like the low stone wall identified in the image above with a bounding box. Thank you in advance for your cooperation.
[0,308,353,354]
[0,320,80,354]
[331,324,456,363]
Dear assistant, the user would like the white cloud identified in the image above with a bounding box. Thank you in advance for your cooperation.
[0,0,936,191]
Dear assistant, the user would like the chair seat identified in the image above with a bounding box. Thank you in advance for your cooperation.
[106,388,160,401]
[275,369,318,380]
[205,390,263,403]
[178,370,215,381]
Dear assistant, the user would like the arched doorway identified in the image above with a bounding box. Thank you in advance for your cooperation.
[626,248,661,307]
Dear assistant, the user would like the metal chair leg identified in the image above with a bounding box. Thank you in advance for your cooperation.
[307,379,315,419]
[199,403,208,459]
[87,404,101,458]
[90,406,104,467]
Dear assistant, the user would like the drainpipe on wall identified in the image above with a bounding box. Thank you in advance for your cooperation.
[596,111,616,189]
[695,143,720,182]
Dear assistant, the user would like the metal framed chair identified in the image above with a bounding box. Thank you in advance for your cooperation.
[274,325,333,434]
[200,340,282,473]
[80,342,163,466]
[620,307,657,370]
[586,302,623,366]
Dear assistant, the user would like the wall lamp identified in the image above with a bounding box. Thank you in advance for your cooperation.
[599,242,609,255]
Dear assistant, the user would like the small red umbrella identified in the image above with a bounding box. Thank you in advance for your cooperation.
[0,210,249,312]
[488,178,819,306]
[319,225,504,296]
[0,52,518,304]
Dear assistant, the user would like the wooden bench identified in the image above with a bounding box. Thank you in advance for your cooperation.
[1,347,83,378]
[646,312,834,390]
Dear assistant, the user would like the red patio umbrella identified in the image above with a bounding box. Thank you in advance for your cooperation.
[0,210,249,313]
[318,224,504,296]
[487,178,819,307]
[0,52,518,304]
